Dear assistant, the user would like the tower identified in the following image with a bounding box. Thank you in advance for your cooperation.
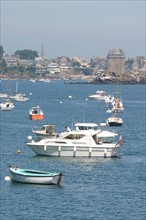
[107,48,125,76]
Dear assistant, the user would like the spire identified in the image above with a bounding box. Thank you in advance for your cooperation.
[40,44,45,59]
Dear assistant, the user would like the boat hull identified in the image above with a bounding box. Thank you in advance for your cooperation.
[1,107,14,111]
[29,115,44,120]
[27,143,121,158]
[108,122,122,126]
[0,103,14,111]
[10,168,62,185]
[88,96,106,101]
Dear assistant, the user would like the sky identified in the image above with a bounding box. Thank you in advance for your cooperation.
[1,0,145,60]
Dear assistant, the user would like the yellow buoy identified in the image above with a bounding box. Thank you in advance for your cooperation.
[17,150,21,154]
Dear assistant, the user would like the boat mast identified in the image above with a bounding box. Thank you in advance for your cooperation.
[15,81,18,94]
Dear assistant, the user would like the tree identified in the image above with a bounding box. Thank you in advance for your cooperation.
[0,45,4,60]
[71,61,81,67]
[0,45,7,74]
[15,49,39,60]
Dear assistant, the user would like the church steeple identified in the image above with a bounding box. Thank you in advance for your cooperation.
[40,44,45,59]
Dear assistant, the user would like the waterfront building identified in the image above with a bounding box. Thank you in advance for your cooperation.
[4,54,18,67]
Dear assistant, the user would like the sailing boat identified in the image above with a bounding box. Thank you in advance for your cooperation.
[10,81,29,102]
[0,80,15,110]
[106,93,124,126]
[106,82,124,126]
[106,110,123,126]
[111,98,124,113]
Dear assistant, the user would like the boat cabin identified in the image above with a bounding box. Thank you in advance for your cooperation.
[75,123,99,131]
[33,125,55,134]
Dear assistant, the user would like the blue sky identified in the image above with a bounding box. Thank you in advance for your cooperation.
[1,0,145,60]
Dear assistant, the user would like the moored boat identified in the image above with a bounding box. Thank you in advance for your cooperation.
[9,166,63,185]
[106,116,123,126]
[26,122,123,158]
[29,106,44,120]
[32,125,57,140]
[107,98,124,113]
[88,90,108,101]
[0,100,14,111]
[10,93,29,102]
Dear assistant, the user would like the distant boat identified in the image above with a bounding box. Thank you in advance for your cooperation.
[10,81,29,101]
[0,100,14,111]
[111,98,124,113]
[106,115,123,126]
[10,93,29,102]
[9,166,63,185]
[29,106,44,120]
[0,93,9,98]
[88,90,108,101]
[107,98,124,113]
[105,95,115,104]
[32,124,57,140]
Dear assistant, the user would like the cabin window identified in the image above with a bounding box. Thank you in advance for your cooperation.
[65,134,84,139]
[101,137,114,143]
[77,126,99,131]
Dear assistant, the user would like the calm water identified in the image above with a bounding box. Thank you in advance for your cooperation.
[0,80,145,220]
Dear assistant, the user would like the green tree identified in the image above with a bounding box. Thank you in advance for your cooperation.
[0,45,4,60]
[71,61,81,67]
[15,49,39,60]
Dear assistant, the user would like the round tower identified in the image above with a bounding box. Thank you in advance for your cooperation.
[107,48,125,76]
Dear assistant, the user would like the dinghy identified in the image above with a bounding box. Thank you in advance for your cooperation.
[9,166,63,185]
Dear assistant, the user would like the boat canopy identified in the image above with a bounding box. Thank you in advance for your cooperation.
[97,130,118,138]
[34,125,55,133]
[75,123,99,131]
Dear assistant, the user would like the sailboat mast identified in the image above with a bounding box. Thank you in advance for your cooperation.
[16,81,18,94]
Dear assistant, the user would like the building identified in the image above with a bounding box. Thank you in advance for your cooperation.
[106,48,125,76]
[4,54,18,67]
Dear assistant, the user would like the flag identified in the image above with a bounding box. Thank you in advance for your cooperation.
[119,135,123,145]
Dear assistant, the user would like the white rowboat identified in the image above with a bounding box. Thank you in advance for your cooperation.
[9,166,63,185]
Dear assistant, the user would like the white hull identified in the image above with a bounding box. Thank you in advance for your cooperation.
[27,123,122,158]
[88,90,108,101]
[0,103,14,111]
[10,169,62,185]
[10,173,59,184]
[28,144,120,158]
[88,95,107,101]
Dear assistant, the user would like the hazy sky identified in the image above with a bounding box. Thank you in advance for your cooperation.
[1,0,145,60]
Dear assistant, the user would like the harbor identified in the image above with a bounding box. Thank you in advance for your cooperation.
[0,79,145,220]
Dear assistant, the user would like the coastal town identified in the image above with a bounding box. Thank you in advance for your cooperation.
[0,45,146,84]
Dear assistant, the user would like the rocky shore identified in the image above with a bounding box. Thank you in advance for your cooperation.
[0,70,145,84]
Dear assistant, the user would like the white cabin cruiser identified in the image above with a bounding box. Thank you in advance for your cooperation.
[0,100,14,111]
[88,90,108,101]
[26,123,123,158]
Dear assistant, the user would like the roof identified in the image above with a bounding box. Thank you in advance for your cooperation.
[75,123,99,127]
[97,130,118,138]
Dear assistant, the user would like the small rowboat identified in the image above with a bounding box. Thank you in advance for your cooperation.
[9,166,63,185]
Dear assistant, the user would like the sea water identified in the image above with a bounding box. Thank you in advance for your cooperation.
[0,80,145,220]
